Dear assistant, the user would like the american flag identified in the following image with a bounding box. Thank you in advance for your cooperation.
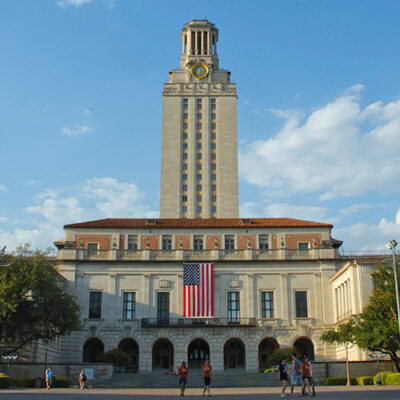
[183,263,213,317]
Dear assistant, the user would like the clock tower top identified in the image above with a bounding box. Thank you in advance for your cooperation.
[180,20,219,70]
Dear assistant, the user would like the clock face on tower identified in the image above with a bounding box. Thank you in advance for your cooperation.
[190,62,209,79]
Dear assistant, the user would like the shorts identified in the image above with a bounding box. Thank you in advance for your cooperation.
[280,375,288,382]
[302,376,311,384]
[291,375,303,385]
[204,377,211,386]
[179,377,187,385]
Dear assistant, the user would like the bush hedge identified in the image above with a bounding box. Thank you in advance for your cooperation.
[98,348,132,367]
[324,377,358,385]
[385,373,400,385]
[374,371,391,385]
[0,376,10,389]
[54,378,70,388]
[355,376,374,385]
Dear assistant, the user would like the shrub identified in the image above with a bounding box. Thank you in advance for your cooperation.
[98,348,132,367]
[382,373,400,385]
[54,378,70,388]
[374,371,391,385]
[0,376,10,389]
[324,377,358,385]
[356,376,374,385]
[266,347,296,367]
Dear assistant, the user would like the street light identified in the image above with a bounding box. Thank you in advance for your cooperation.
[388,240,400,337]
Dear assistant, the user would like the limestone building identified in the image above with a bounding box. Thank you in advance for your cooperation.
[47,20,379,372]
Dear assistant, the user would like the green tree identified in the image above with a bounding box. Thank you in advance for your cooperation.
[98,349,132,367]
[321,262,400,372]
[0,244,81,356]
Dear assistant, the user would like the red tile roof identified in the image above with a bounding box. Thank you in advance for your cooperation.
[64,218,332,229]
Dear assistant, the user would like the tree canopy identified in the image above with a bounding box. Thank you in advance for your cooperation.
[0,244,81,356]
[321,261,400,372]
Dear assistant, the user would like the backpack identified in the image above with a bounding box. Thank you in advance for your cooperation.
[82,373,87,381]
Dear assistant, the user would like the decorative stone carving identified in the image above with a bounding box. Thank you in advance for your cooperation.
[228,278,240,288]
[159,279,170,288]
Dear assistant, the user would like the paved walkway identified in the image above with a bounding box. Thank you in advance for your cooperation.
[0,386,399,399]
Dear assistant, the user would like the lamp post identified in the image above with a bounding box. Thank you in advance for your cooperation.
[388,239,400,337]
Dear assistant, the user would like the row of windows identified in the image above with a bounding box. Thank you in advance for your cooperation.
[125,234,270,250]
[88,290,308,320]
[182,98,216,110]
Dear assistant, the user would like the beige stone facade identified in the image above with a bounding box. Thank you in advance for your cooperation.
[160,20,239,219]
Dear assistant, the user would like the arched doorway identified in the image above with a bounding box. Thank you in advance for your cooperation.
[294,337,314,360]
[224,338,245,369]
[259,337,279,369]
[118,338,139,370]
[188,339,210,368]
[152,338,174,369]
[82,338,104,362]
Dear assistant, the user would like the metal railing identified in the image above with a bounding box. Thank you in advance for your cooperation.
[141,317,256,328]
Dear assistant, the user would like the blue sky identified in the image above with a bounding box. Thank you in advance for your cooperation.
[1,0,400,252]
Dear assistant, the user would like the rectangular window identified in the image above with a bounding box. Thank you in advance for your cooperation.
[225,235,234,250]
[162,235,172,250]
[197,153,202,160]
[87,243,98,253]
[183,153,188,160]
[89,291,102,319]
[183,113,188,119]
[211,133,216,139]
[197,103,202,110]
[182,184,187,191]
[211,143,216,149]
[211,174,216,181]
[197,163,202,170]
[197,133,202,139]
[211,195,217,203]
[183,143,188,149]
[197,195,202,202]
[197,174,202,181]
[261,291,274,318]
[182,163,187,170]
[197,113,202,119]
[127,235,138,250]
[259,235,269,250]
[211,113,216,119]
[211,163,216,170]
[183,104,188,110]
[183,123,188,129]
[197,184,202,191]
[295,291,308,318]
[212,206,217,213]
[228,292,240,322]
[211,185,216,191]
[183,133,188,139]
[197,206,202,213]
[298,242,309,250]
[182,206,187,213]
[197,123,202,130]
[123,292,136,319]
[197,143,202,150]
[182,195,187,202]
[211,153,216,160]
[211,123,216,129]
[157,292,170,324]
[193,235,203,250]
[182,174,187,181]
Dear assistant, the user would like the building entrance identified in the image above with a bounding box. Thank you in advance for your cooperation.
[224,338,245,369]
[188,339,209,368]
[152,338,174,369]
[118,338,139,370]
[259,337,279,369]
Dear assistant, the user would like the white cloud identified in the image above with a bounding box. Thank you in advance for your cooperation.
[240,201,328,223]
[340,203,371,215]
[0,177,158,251]
[334,208,400,251]
[240,86,400,201]
[61,125,93,137]
[25,179,41,186]
[56,0,93,8]
[0,184,8,192]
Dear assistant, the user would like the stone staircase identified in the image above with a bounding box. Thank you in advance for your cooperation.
[93,369,280,388]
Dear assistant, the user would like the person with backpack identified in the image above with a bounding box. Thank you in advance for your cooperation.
[45,366,54,390]
[78,369,87,389]
[290,353,303,395]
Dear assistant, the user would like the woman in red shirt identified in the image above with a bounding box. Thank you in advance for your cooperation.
[300,357,312,397]
[202,359,213,397]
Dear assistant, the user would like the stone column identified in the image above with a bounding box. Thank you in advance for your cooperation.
[108,274,118,324]
[246,273,255,318]
[201,29,204,55]
[280,273,289,324]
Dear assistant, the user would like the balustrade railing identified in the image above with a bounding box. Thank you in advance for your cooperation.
[141,317,256,328]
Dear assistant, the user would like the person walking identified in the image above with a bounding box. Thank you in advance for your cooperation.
[45,366,53,390]
[177,361,189,396]
[78,369,87,389]
[308,358,316,396]
[201,358,213,397]
[300,357,313,397]
[290,353,302,395]
[278,357,289,398]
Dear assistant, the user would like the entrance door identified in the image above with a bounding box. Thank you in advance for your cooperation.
[152,339,174,369]
[224,338,245,369]
[188,339,210,368]
[157,292,169,325]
